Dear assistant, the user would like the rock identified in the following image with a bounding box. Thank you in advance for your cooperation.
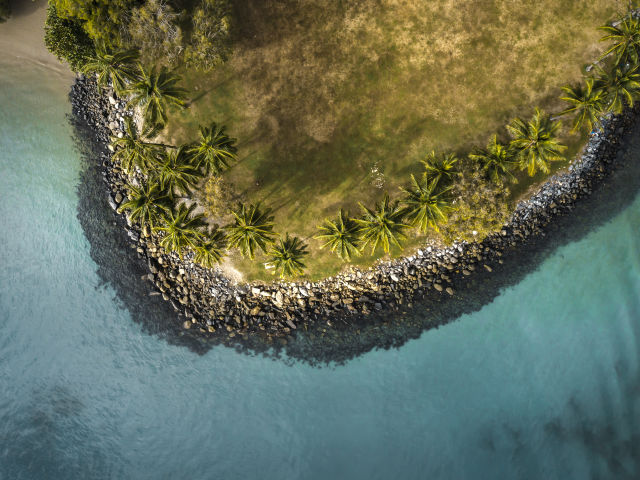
[433,283,443,292]
[108,96,116,105]
[445,287,454,295]
[483,264,492,272]
[114,192,123,204]
[182,321,191,329]
[390,273,399,282]
[462,269,471,276]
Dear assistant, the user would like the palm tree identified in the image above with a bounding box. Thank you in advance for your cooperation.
[125,65,187,135]
[468,135,518,184]
[81,43,139,94]
[400,175,453,233]
[193,227,227,268]
[598,12,640,66]
[189,123,238,175]
[266,234,308,278]
[559,79,607,132]
[315,209,361,261]
[153,203,206,258]
[356,193,410,254]
[118,182,172,228]
[151,146,203,197]
[596,64,640,114]
[507,109,567,177]
[226,203,277,259]
[111,117,162,173]
[421,151,459,183]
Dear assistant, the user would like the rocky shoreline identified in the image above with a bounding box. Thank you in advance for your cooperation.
[70,74,639,362]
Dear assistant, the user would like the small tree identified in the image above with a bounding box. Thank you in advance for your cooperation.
[226,203,277,259]
[559,78,607,132]
[184,0,232,71]
[596,64,640,114]
[421,151,460,184]
[125,65,187,135]
[356,194,410,254]
[111,118,163,173]
[315,209,361,261]
[468,135,518,184]
[154,203,206,258]
[81,43,139,94]
[189,123,238,175]
[151,147,203,197]
[267,234,308,278]
[400,175,453,233]
[118,182,172,228]
[507,108,566,176]
[193,227,227,268]
[598,11,640,66]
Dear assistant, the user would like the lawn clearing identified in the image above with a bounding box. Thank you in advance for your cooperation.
[163,0,626,282]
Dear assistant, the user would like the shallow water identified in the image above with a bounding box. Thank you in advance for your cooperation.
[1,54,640,480]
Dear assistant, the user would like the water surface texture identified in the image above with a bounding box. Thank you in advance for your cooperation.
[1,53,640,479]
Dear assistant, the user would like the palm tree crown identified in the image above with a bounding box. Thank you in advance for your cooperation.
[560,78,607,132]
[507,108,566,177]
[400,175,452,233]
[192,227,227,268]
[468,135,518,184]
[151,146,203,197]
[599,13,640,66]
[189,123,238,175]
[226,203,277,259]
[596,64,640,114]
[117,182,172,228]
[356,194,410,254]
[421,151,459,183]
[315,209,361,261]
[125,65,187,135]
[111,117,162,173]
[267,234,308,278]
[153,203,206,258]
[81,43,139,94]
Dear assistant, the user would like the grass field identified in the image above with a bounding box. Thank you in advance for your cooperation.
[163,0,627,282]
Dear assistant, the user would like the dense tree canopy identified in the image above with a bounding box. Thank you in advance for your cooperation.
[44,5,95,72]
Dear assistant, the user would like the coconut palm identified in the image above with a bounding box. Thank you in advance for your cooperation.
[226,203,277,259]
[421,151,459,183]
[125,65,187,135]
[81,43,139,94]
[315,209,361,261]
[596,64,640,114]
[117,182,172,228]
[193,227,227,268]
[110,117,163,173]
[400,175,453,233]
[189,123,238,175]
[153,203,206,258]
[356,194,410,254]
[468,135,518,184]
[266,234,308,278]
[151,146,202,197]
[507,109,567,177]
[559,79,607,132]
[598,12,640,66]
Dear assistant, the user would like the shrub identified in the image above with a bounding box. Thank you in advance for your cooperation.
[184,0,232,71]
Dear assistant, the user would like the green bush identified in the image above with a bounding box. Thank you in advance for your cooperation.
[44,5,95,72]
[184,0,232,70]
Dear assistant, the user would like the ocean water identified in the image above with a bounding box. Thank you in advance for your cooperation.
[1,55,640,480]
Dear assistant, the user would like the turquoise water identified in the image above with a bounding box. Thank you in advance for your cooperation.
[1,57,640,479]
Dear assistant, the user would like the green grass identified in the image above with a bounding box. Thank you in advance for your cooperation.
[162,0,628,282]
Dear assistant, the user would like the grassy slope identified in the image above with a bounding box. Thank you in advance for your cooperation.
[163,0,625,282]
